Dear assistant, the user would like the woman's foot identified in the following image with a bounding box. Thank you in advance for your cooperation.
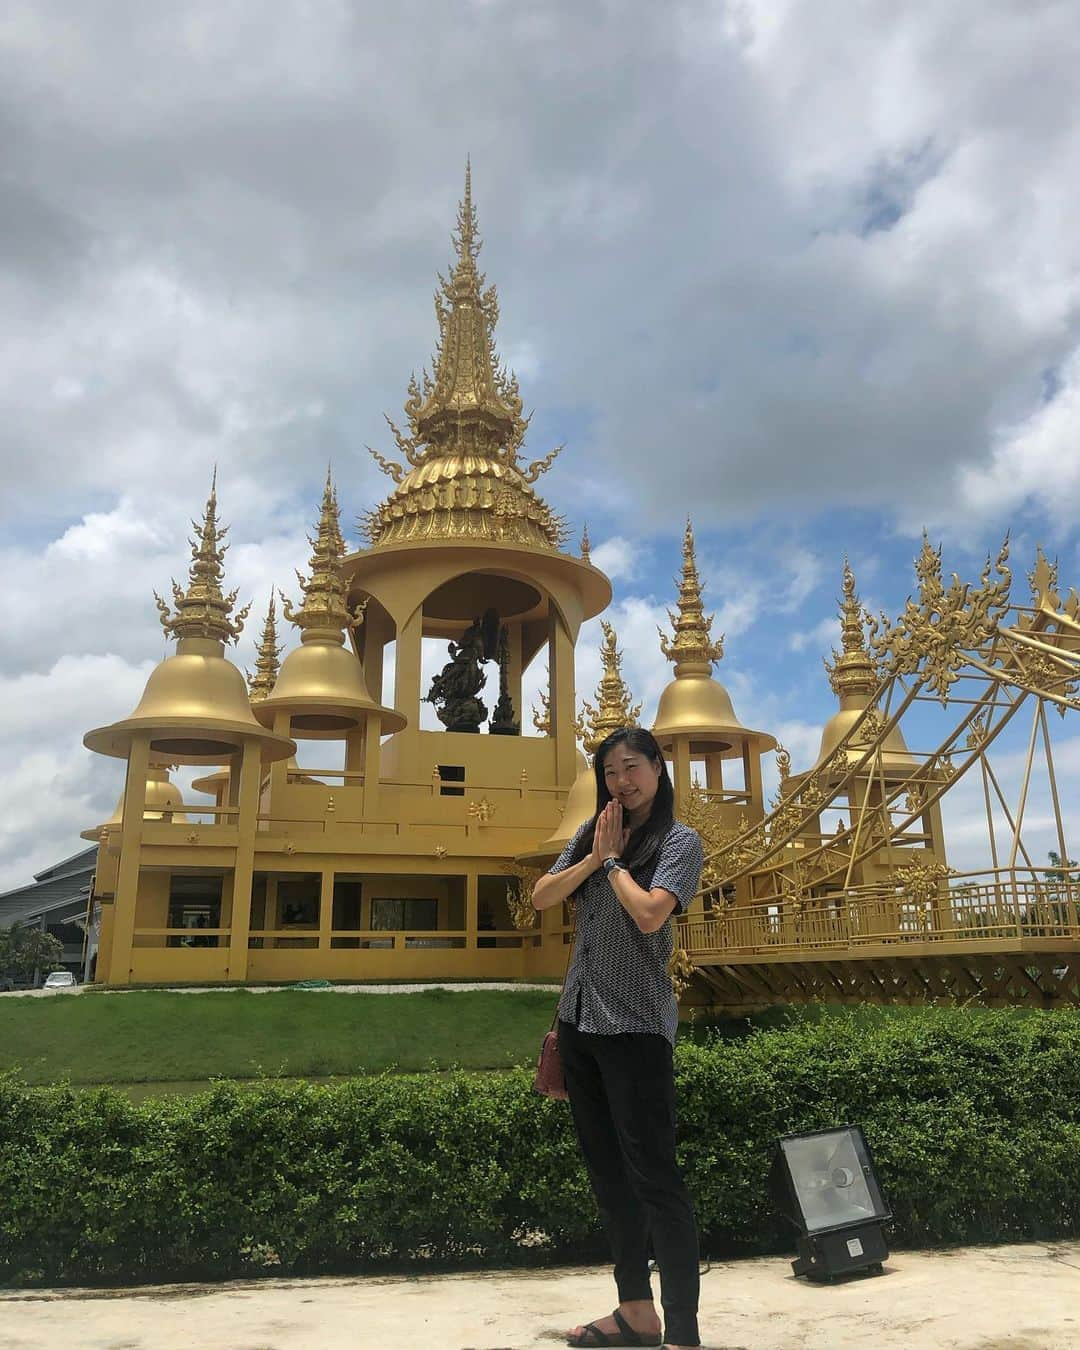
[567,1299,662,1346]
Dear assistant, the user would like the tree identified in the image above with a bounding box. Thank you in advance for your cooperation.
[0,923,65,984]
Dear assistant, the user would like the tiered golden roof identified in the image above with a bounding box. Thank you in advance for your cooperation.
[652,519,775,757]
[84,478,295,764]
[577,621,643,754]
[255,471,406,737]
[247,594,282,702]
[361,165,568,551]
[808,559,914,778]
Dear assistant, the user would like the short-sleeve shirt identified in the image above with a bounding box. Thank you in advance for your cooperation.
[550,819,705,1044]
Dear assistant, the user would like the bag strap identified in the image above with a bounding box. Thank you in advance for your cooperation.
[548,907,576,1031]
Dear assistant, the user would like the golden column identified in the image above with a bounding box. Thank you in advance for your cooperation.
[84,476,294,984]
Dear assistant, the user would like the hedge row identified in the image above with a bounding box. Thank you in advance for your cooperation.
[3,1007,1079,1286]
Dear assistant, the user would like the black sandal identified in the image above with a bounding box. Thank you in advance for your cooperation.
[567,1308,663,1347]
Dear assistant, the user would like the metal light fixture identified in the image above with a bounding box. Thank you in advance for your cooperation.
[769,1124,891,1281]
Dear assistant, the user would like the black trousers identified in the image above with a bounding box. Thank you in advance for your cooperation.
[559,1019,700,1347]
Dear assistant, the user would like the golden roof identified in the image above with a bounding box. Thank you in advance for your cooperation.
[652,519,776,757]
[576,621,643,755]
[360,165,569,552]
[80,767,188,840]
[84,477,295,765]
[255,471,406,737]
[808,559,915,778]
[247,593,282,702]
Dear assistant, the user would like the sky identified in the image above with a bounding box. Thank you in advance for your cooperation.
[2,0,1080,890]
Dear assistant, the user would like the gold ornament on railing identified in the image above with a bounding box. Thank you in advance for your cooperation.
[897,860,957,907]
[668,945,696,998]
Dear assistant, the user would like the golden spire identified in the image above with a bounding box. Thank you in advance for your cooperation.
[281,469,360,642]
[577,620,643,754]
[362,164,568,550]
[824,558,875,699]
[659,518,724,677]
[580,523,591,563]
[154,469,250,645]
[247,593,282,701]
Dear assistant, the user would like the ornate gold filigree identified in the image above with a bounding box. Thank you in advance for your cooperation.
[578,621,643,754]
[825,558,875,699]
[867,533,1011,703]
[468,798,496,823]
[154,471,250,645]
[896,860,957,906]
[658,518,724,678]
[247,593,282,701]
[501,860,541,930]
[360,164,567,551]
[668,945,696,998]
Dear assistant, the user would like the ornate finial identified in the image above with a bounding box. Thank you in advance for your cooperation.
[580,523,591,563]
[153,473,250,645]
[1028,546,1061,611]
[531,677,552,735]
[823,557,876,700]
[280,472,362,643]
[775,744,791,783]
[658,517,724,677]
[247,593,283,701]
[360,166,567,551]
[577,620,643,754]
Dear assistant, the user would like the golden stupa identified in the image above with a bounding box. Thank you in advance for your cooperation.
[80,169,911,990]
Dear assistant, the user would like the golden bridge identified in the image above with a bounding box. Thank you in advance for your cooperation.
[673,540,1080,1012]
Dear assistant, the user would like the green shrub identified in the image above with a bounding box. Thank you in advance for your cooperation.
[2,1007,1078,1286]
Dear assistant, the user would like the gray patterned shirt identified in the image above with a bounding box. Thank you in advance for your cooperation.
[551,820,705,1044]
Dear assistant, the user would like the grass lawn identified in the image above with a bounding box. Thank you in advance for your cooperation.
[0,987,561,1088]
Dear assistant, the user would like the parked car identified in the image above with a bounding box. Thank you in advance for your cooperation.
[43,970,78,990]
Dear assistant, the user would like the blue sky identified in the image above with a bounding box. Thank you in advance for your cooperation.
[1,0,1079,887]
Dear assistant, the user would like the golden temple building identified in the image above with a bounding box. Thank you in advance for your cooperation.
[81,171,1080,1007]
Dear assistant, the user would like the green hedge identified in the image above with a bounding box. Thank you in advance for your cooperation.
[3,1008,1079,1286]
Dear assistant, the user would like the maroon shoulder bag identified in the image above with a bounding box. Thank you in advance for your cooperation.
[533,923,575,1100]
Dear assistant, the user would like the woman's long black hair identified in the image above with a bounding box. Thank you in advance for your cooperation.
[566,726,675,873]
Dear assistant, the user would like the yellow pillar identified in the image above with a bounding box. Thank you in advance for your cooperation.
[319,867,334,952]
[670,736,692,813]
[362,713,383,810]
[549,613,577,785]
[268,711,291,801]
[109,733,151,984]
[465,872,478,949]
[744,743,765,821]
[227,738,261,981]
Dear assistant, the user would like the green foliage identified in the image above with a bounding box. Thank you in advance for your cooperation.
[2,1007,1079,1287]
[0,924,64,983]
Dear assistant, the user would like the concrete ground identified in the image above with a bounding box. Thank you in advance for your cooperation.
[2,1243,1078,1349]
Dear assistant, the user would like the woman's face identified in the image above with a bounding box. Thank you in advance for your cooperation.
[602,743,663,816]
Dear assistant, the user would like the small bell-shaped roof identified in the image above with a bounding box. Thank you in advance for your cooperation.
[807,559,915,779]
[254,470,406,737]
[84,474,295,765]
[652,519,775,758]
[80,765,189,840]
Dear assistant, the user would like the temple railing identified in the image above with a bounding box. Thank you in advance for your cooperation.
[680,871,1080,958]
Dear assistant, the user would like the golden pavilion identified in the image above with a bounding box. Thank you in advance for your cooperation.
[80,171,938,990]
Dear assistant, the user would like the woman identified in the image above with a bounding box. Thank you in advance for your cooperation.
[532,727,705,1350]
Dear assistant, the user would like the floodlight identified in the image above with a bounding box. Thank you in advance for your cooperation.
[769,1124,891,1281]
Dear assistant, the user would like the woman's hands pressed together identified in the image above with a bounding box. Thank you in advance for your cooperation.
[593,800,631,867]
